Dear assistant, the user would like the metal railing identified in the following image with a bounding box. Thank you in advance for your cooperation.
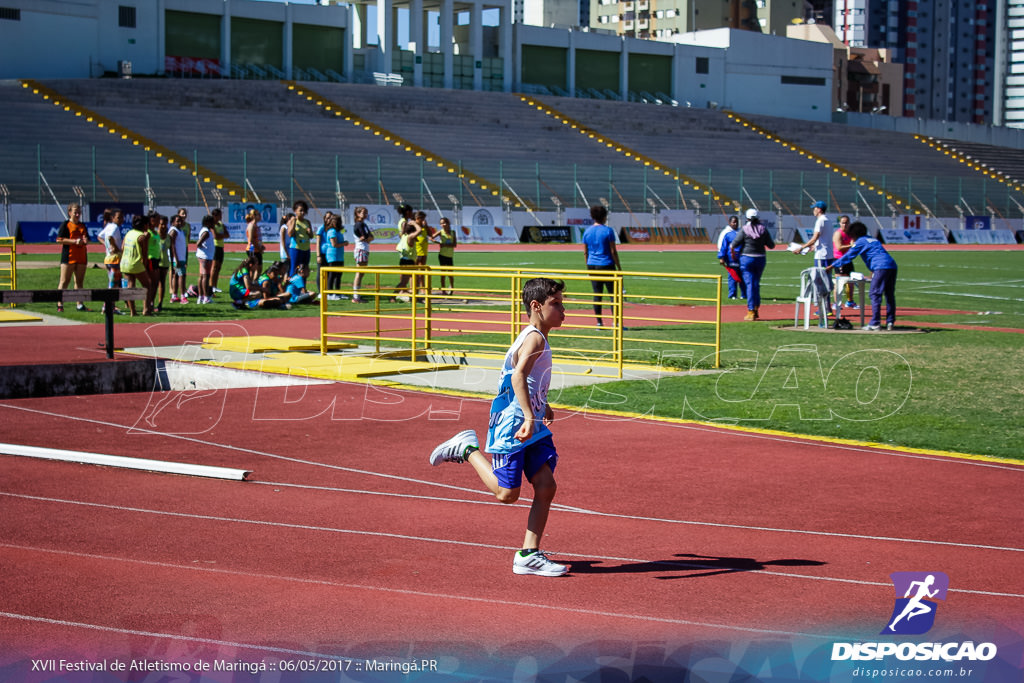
[0,237,16,295]
[318,265,722,378]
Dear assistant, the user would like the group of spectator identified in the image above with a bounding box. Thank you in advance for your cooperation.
[53,201,380,314]
[88,206,226,315]
[716,201,898,330]
[392,203,458,300]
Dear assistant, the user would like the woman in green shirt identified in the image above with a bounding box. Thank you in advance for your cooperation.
[121,215,152,316]
[287,200,313,277]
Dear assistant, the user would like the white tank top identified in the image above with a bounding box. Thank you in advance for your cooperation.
[485,325,553,454]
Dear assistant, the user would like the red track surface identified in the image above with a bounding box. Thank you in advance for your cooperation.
[1,319,1022,681]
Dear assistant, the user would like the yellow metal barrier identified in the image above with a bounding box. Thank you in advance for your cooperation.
[318,265,722,378]
[0,237,16,296]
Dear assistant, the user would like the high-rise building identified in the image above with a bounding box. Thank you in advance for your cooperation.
[995,0,1024,128]
[834,0,996,124]
[589,0,803,40]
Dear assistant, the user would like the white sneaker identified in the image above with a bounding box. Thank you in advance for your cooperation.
[429,429,478,466]
[513,550,568,577]
[212,287,223,293]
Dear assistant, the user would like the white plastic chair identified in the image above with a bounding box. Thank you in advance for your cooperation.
[794,267,833,329]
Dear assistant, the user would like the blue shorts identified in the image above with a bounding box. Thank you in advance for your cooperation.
[491,435,558,490]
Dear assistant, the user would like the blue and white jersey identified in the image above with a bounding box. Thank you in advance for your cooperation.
[485,325,553,455]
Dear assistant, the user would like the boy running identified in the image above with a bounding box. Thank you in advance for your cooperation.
[430,277,568,577]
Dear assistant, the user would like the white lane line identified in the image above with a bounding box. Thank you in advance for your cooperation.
[0,543,847,640]
[2,405,1021,555]
[4,494,1023,596]
[247,479,1024,554]
[0,611,350,661]
[4,401,1021,484]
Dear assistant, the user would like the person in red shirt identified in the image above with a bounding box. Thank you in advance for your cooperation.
[56,203,90,312]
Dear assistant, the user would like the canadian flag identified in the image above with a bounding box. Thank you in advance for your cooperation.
[903,216,921,230]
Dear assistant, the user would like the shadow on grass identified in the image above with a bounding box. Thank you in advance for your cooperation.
[568,554,826,580]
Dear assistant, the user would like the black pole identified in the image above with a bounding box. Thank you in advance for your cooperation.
[103,301,115,359]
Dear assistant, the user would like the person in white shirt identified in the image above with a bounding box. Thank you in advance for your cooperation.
[96,208,126,315]
[798,200,834,267]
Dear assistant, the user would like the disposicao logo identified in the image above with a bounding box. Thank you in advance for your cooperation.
[882,571,949,635]
[831,571,998,663]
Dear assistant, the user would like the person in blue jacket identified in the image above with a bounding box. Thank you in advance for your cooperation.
[825,221,898,331]
[716,215,746,300]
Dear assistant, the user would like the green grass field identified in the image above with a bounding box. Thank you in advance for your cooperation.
[9,247,1024,461]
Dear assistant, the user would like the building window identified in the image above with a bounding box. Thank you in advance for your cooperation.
[696,57,709,74]
[118,5,136,28]
[0,7,20,20]
[781,75,826,86]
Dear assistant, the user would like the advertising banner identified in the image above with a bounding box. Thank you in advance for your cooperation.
[18,221,104,243]
[619,225,710,244]
[880,229,948,244]
[460,225,518,244]
[86,202,145,225]
[964,215,991,230]
[522,226,573,243]
[356,204,402,244]
[222,202,280,245]
[950,230,1018,245]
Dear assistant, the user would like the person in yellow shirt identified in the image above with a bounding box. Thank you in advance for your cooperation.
[287,201,313,277]
[435,216,457,296]
[120,215,153,316]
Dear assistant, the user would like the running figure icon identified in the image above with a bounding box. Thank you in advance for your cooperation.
[888,575,939,631]
[882,571,949,635]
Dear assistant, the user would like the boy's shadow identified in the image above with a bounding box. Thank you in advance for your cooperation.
[568,554,826,580]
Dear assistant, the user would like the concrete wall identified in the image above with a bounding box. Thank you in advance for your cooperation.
[678,29,833,121]
[0,0,348,79]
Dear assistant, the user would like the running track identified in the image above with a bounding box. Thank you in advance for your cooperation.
[0,316,1022,681]
[1,382,1022,679]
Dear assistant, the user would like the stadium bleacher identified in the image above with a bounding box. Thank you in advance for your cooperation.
[0,78,1020,220]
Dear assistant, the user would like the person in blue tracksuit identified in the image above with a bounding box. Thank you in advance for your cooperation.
[716,215,746,300]
[826,221,898,331]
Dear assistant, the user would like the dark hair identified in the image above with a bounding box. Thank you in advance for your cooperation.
[102,208,114,223]
[201,214,216,228]
[848,221,869,239]
[131,215,148,231]
[293,200,308,212]
[415,210,427,221]
[398,203,413,217]
[235,254,258,274]
[590,205,608,224]
[729,215,738,223]
[522,277,564,308]
[328,214,341,229]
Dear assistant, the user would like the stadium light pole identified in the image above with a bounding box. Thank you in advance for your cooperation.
[448,194,460,226]
[551,195,562,226]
